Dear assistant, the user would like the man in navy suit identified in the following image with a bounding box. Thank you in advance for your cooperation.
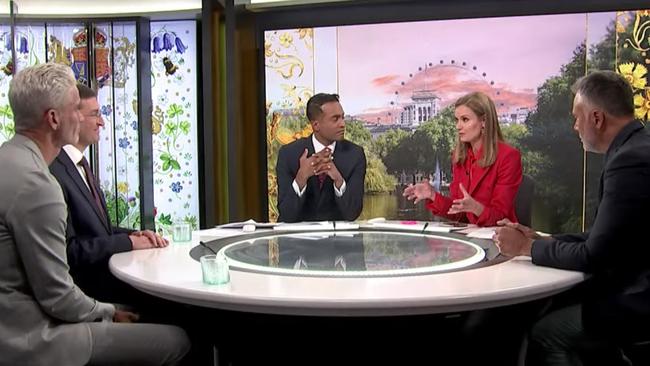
[494,71,650,365]
[276,93,366,222]
[50,84,167,305]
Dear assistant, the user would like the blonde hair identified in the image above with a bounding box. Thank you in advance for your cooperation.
[9,63,76,132]
[452,92,503,167]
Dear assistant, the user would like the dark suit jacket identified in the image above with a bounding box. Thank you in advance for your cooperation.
[50,149,135,303]
[276,136,366,222]
[531,121,650,342]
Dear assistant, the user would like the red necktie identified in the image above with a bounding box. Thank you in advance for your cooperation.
[79,156,107,223]
[318,173,327,189]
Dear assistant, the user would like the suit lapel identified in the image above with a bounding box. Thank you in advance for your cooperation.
[304,137,323,199]
[468,164,492,196]
[316,140,347,207]
[58,153,110,232]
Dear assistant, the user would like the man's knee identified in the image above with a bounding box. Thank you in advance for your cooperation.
[529,313,558,348]
[529,305,582,350]
[158,325,191,364]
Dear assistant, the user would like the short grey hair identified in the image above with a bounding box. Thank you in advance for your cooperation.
[571,70,634,118]
[9,63,77,132]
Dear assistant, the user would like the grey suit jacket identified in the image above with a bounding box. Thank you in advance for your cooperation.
[0,135,114,366]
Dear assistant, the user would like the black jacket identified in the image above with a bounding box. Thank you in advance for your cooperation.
[532,121,650,341]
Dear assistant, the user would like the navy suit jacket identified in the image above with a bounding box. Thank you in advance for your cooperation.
[531,121,650,342]
[276,136,366,223]
[50,150,134,303]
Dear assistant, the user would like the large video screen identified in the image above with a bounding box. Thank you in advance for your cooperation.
[264,10,650,232]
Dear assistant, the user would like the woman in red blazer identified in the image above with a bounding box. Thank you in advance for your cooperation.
[403,92,522,226]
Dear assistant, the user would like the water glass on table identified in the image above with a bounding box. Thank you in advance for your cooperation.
[200,254,230,285]
[172,223,192,242]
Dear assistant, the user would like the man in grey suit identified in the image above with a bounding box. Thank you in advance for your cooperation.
[0,63,190,366]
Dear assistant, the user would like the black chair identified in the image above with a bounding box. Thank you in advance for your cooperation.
[515,174,535,227]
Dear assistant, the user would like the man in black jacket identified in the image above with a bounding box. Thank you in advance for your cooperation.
[494,70,650,365]
[50,84,167,304]
[276,93,366,222]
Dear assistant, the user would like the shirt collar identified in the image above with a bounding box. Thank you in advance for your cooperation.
[312,134,336,154]
[604,120,643,163]
[63,144,86,165]
[467,144,482,162]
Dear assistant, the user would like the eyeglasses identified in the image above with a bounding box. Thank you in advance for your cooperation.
[84,111,102,119]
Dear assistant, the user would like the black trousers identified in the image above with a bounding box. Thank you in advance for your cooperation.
[526,304,630,366]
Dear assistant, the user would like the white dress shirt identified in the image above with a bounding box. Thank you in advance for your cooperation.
[292,135,346,197]
[62,145,91,191]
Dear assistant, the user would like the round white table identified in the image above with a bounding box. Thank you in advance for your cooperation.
[109,227,585,316]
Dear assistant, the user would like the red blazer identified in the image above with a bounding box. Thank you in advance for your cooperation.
[426,142,522,226]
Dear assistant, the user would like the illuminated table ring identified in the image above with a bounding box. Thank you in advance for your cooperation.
[198,230,492,278]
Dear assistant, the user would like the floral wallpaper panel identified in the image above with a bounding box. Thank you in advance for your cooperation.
[0,25,14,145]
[150,20,200,234]
[0,24,46,145]
[265,27,316,222]
[46,24,88,85]
[97,22,142,230]
[617,10,650,122]
[96,23,117,226]
[15,24,46,72]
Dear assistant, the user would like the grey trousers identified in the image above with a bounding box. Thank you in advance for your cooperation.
[87,322,191,366]
[526,304,630,366]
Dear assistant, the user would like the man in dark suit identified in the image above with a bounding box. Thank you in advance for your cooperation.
[50,84,167,305]
[276,93,366,222]
[494,70,650,365]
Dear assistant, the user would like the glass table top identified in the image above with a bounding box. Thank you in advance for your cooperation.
[220,231,486,277]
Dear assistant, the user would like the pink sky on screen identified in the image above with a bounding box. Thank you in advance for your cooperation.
[336,12,614,116]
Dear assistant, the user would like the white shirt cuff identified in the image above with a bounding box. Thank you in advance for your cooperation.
[292,179,307,197]
[334,180,346,197]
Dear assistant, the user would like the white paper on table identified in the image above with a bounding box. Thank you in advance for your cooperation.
[273,221,359,231]
[284,232,355,240]
[216,219,279,229]
[198,228,243,242]
[365,221,456,233]
[464,227,498,239]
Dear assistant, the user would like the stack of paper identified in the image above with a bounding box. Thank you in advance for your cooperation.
[365,221,452,233]
[216,219,278,229]
[463,227,497,239]
[364,220,473,233]
[199,228,244,242]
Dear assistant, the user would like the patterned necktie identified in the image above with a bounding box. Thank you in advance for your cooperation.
[79,156,107,223]
[318,173,327,189]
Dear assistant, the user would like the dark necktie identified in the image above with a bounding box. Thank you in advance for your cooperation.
[318,173,327,189]
[79,156,107,223]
